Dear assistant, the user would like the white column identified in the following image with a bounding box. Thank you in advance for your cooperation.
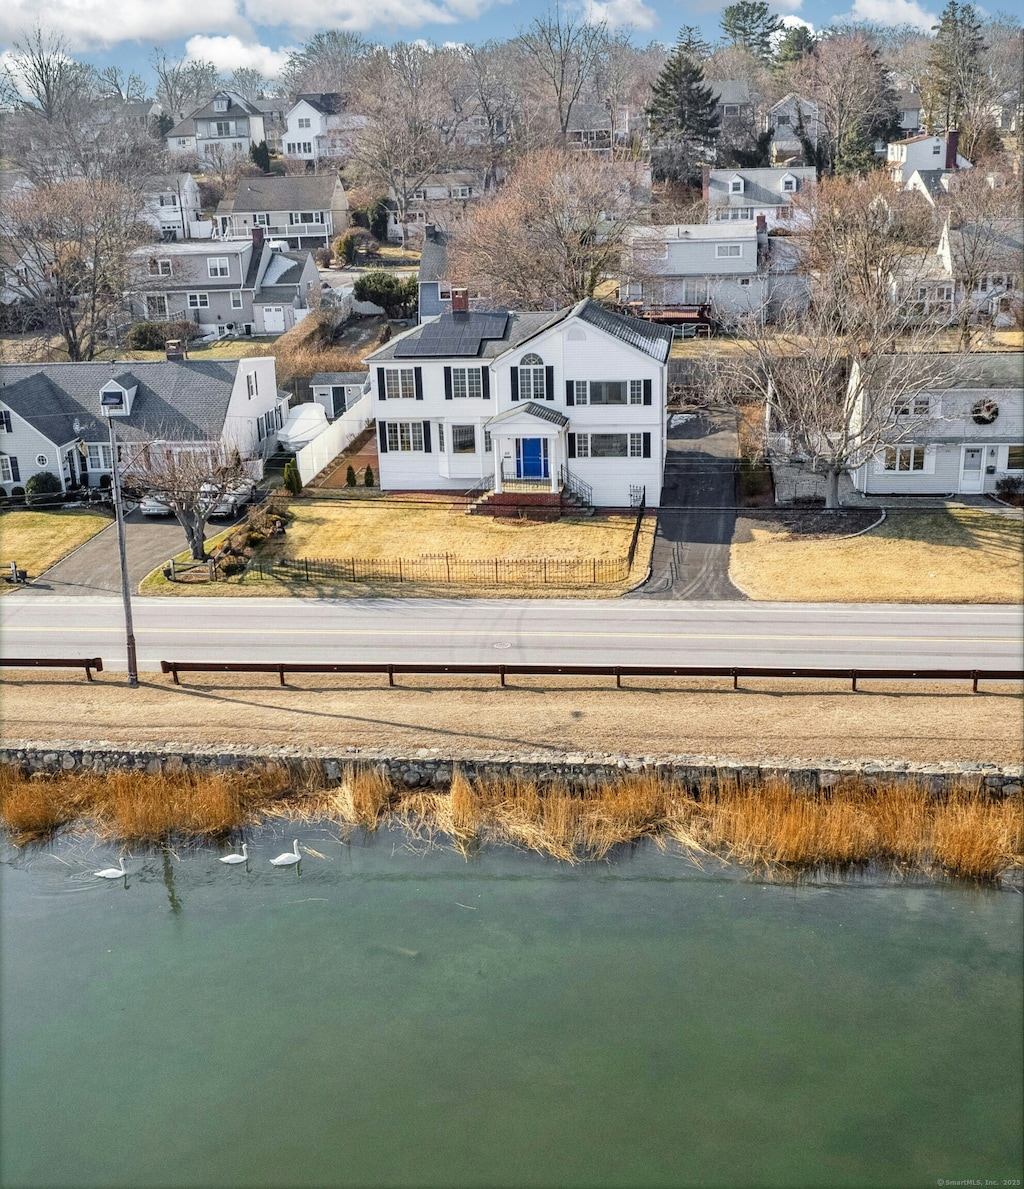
[548,433,560,493]
[493,438,503,493]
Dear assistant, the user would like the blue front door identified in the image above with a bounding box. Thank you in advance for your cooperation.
[516,438,548,479]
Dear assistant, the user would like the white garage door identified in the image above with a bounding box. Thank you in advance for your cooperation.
[263,306,286,333]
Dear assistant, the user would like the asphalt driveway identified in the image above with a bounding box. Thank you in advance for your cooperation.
[630,411,745,600]
[18,508,233,597]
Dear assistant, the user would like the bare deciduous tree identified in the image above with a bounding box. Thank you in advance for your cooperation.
[0,178,148,361]
[448,149,648,308]
[150,52,221,123]
[517,7,609,141]
[122,441,249,561]
[6,27,95,123]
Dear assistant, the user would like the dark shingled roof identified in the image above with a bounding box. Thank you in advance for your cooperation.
[418,227,449,285]
[574,299,673,361]
[368,308,571,362]
[311,372,369,386]
[0,361,241,446]
[295,93,343,115]
[486,401,569,428]
[222,174,342,215]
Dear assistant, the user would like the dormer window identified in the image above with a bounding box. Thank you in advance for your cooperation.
[781,173,797,193]
[100,380,136,417]
[214,97,229,113]
[729,176,744,194]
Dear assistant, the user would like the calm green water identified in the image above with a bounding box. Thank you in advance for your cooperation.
[1,825,1021,1189]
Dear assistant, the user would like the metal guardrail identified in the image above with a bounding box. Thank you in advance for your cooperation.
[159,660,1024,692]
[2,657,104,681]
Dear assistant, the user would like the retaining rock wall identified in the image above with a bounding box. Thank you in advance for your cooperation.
[2,742,1020,798]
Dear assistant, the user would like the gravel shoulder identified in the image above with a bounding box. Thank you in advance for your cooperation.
[2,671,1020,765]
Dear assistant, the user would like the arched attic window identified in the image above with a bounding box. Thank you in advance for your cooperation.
[519,353,546,401]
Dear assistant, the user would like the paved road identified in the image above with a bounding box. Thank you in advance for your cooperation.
[2,598,1021,673]
[20,509,238,597]
[632,412,744,600]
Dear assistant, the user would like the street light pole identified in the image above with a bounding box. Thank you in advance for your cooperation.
[107,417,139,687]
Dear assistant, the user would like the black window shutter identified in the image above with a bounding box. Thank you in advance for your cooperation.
[565,380,574,406]
[481,368,490,400]
[642,432,651,459]
[567,433,576,459]
[443,367,453,400]
[10,456,20,481]
[545,366,554,401]
[414,367,423,400]
[510,367,519,401]
[422,422,431,452]
[378,421,388,452]
[643,379,652,406]
[376,367,386,400]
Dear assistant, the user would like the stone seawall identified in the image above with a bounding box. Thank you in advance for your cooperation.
[2,741,1021,797]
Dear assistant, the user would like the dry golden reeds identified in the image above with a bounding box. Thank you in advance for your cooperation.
[1,763,1020,883]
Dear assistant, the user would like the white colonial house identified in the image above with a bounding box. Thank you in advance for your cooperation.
[281,94,367,164]
[887,131,971,185]
[850,353,1023,496]
[362,298,671,509]
[141,173,212,241]
[0,357,288,497]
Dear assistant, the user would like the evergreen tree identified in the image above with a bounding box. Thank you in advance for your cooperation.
[775,25,816,69]
[720,2,783,64]
[674,25,712,61]
[646,44,721,181]
[249,140,271,173]
[921,1,986,131]
[835,129,876,177]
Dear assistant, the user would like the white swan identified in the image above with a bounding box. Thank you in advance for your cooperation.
[94,857,128,880]
[219,843,248,865]
[270,840,301,867]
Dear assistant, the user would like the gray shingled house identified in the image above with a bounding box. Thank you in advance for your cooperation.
[216,174,350,251]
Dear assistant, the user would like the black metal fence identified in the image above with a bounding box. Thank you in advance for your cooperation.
[247,553,631,585]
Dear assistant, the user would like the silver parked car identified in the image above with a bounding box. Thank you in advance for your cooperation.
[206,480,256,519]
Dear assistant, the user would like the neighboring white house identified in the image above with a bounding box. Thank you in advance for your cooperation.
[387,170,488,242]
[216,174,350,250]
[849,353,1023,496]
[282,94,366,164]
[363,298,671,508]
[141,173,212,241]
[310,372,371,420]
[887,131,971,185]
[620,220,809,330]
[166,91,268,160]
[0,357,288,496]
[129,232,320,337]
[704,166,816,228]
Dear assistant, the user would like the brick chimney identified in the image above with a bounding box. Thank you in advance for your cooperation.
[756,214,767,233]
[451,287,469,312]
[945,129,960,170]
[702,166,710,203]
[424,222,436,241]
[252,226,264,248]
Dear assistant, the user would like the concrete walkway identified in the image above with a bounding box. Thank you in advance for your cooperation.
[630,411,745,600]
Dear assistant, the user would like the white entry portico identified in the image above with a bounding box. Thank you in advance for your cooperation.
[485,402,568,494]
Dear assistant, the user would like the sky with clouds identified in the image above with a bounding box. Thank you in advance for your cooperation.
[0,0,942,83]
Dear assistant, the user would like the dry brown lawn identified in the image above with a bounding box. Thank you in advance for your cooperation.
[731,508,1024,603]
[1,670,1020,765]
[140,498,656,598]
[0,509,111,589]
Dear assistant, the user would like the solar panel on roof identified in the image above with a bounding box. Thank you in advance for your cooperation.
[394,311,509,357]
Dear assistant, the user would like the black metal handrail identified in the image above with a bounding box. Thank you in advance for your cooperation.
[558,465,592,506]
[159,660,1023,693]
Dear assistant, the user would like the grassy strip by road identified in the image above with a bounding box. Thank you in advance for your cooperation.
[3,671,1020,765]
[2,763,1019,882]
[730,508,1024,603]
[0,508,112,591]
[139,499,657,598]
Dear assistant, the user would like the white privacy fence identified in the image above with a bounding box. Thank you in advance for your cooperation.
[295,393,373,486]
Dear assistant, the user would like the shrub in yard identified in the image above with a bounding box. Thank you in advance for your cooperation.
[282,459,303,495]
[995,475,1024,497]
[25,472,62,505]
[313,246,332,268]
[8,486,26,505]
[125,322,167,350]
[346,465,357,487]
[364,466,375,487]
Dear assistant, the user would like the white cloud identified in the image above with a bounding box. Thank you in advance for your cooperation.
[583,0,658,29]
[843,0,937,30]
[185,35,294,78]
[240,0,486,34]
[0,0,250,51]
[780,15,814,30]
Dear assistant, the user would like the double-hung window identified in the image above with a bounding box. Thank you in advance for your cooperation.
[187,293,209,309]
[384,368,416,400]
[451,368,483,399]
[1006,445,1024,470]
[298,117,311,129]
[208,257,230,278]
[149,258,171,276]
[894,394,930,416]
[87,444,112,471]
[716,244,742,258]
[519,353,546,400]
[0,456,14,483]
[452,425,476,453]
[253,213,270,227]
[146,295,168,318]
[883,445,925,471]
[231,291,243,309]
[386,422,425,451]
